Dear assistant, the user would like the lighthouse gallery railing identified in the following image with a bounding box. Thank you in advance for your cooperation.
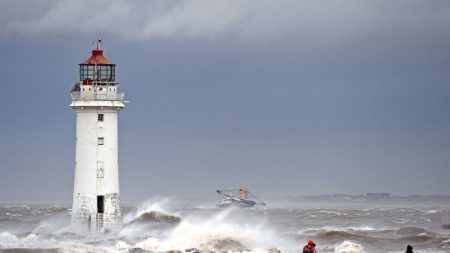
[70,91,125,101]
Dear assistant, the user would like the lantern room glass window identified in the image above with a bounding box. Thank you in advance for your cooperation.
[79,64,115,82]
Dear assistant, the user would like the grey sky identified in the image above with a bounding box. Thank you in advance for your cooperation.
[0,0,449,203]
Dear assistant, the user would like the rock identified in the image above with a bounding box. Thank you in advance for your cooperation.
[162,250,181,253]
[205,238,247,252]
[128,248,154,253]
[128,248,152,253]
[184,249,201,253]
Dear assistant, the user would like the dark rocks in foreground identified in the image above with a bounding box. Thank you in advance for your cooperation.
[129,248,154,253]
[206,238,247,252]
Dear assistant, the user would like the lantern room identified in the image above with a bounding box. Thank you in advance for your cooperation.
[79,40,116,84]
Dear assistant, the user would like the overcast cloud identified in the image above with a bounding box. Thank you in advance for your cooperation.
[2,1,449,43]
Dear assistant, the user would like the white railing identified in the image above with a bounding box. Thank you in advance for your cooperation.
[70,91,125,101]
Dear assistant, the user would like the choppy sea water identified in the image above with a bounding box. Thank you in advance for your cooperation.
[1,198,450,253]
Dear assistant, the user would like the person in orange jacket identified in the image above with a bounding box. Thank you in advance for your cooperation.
[303,240,316,253]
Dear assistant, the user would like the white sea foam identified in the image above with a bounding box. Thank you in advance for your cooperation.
[122,199,290,252]
[348,226,377,231]
[0,232,19,245]
[318,210,347,216]
[334,241,365,253]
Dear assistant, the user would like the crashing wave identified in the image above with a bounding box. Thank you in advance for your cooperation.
[334,241,365,253]
[126,211,181,226]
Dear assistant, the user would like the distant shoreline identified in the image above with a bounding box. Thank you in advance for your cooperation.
[2,194,450,205]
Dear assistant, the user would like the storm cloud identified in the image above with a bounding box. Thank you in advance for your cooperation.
[0,0,449,202]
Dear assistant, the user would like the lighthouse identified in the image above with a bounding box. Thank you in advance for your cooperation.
[69,39,124,228]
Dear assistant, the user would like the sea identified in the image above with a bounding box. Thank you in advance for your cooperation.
[1,196,450,253]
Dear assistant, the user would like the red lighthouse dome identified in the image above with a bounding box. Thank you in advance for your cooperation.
[82,49,113,65]
[79,38,116,84]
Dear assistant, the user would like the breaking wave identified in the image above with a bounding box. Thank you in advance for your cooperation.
[126,210,181,226]
[334,241,365,253]
[127,202,281,252]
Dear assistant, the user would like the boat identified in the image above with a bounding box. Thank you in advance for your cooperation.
[216,187,266,208]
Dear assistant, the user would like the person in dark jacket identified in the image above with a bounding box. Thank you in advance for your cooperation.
[303,240,316,253]
[405,245,414,253]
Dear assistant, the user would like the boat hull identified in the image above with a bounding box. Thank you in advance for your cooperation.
[216,198,256,208]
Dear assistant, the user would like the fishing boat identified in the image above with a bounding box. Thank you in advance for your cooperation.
[216,187,266,208]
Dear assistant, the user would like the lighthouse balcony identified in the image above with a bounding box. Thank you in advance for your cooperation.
[70,90,125,102]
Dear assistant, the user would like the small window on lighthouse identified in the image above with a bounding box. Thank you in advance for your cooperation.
[98,114,104,122]
[98,137,104,145]
[97,161,104,178]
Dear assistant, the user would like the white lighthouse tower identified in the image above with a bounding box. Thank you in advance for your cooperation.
[70,39,124,229]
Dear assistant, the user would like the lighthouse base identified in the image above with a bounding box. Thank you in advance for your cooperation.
[72,193,122,229]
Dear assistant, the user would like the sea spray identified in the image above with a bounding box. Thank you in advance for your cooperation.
[119,197,181,240]
[334,241,365,253]
[124,199,285,252]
